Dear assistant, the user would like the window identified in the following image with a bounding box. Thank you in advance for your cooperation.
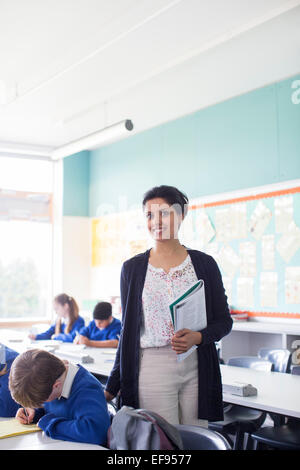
[0,157,54,321]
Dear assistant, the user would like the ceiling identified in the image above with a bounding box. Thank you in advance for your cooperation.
[0,0,300,152]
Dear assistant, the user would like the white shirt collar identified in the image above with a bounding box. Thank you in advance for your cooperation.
[60,362,79,399]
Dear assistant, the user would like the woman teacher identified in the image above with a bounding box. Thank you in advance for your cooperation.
[105,185,232,425]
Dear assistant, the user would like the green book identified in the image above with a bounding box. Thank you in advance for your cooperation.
[169,279,207,362]
[169,279,204,326]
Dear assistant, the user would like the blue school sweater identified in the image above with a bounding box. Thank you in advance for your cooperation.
[35,316,85,342]
[35,365,110,445]
[79,317,121,342]
[0,346,20,417]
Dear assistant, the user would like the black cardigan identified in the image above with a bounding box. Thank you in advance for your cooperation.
[106,248,233,421]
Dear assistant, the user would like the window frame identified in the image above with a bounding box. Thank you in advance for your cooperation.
[0,155,63,327]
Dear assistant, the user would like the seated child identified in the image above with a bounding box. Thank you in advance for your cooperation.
[0,344,20,417]
[9,349,110,446]
[29,293,84,343]
[74,301,121,348]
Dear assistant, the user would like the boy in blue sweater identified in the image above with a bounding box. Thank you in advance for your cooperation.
[0,344,20,417]
[9,349,110,446]
[74,301,121,348]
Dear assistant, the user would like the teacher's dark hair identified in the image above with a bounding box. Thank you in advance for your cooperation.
[142,185,189,217]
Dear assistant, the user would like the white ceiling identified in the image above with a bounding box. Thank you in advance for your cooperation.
[0,0,300,151]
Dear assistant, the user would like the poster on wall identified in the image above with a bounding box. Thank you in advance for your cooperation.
[285,267,300,304]
[91,182,300,321]
[261,234,275,271]
[275,195,294,233]
[260,272,278,308]
[239,241,256,277]
[248,201,272,240]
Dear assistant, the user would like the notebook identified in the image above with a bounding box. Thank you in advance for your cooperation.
[169,279,207,361]
[0,418,41,439]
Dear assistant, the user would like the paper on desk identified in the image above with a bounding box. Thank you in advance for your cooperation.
[0,419,41,439]
[170,280,207,362]
[60,344,87,352]
[32,340,62,348]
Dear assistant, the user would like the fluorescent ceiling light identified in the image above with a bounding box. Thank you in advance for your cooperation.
[0,141,53,158]
[0,119,134,161]
[51,119,134,160]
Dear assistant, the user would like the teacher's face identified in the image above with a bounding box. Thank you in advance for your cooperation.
[144,197,183,241]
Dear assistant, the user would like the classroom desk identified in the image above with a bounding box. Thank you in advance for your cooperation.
[55,343,116,377]
[2,331,300,420]
[0,332,111,450]
[0,418,107,450]
[0,330,117,378]
[220,364,300,419]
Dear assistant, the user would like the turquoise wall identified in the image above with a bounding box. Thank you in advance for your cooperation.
[63,150,89,216]
[63,75,300,216]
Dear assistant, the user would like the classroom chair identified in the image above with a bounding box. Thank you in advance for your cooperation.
[216,342,225,364]
[290,365,300,375]
[257,348,292,373]
[208,356,274,450]
[176,425,231,450]
[250,367,300,450]
[107,400,118,423]
[258,348,292,425]
[227,356,274,371]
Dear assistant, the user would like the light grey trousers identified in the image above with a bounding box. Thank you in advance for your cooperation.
[138,344,208,427]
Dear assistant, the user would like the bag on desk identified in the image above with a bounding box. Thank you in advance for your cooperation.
[107,406,183,450]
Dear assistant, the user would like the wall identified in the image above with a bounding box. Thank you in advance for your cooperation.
[63,150,89,217]
[63,74,300,307]
[62,151,90,307]
[89,74,300,215]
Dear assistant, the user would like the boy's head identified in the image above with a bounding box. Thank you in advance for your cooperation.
[9,349,66,408]
[93,301,112,330]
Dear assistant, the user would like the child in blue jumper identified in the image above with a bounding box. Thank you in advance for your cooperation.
[29,293,85,343]
[9,349,110,446]
[74,301,121,348]
[0,344,20,417]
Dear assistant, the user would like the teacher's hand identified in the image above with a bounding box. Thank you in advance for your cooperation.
[104,390,115,402]
[171,329,202,354]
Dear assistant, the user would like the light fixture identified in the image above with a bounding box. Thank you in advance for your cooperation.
[0,141,54,161]
[51,119,134,160]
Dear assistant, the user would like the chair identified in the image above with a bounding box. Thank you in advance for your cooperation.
[290,365,300,375]
[258,348,292,373]
[228,356,274,371]
[176,425,231,450]
[258,349,292,425]
[250,367,300,450]
[208,356,274,450]
[107,400,118,423]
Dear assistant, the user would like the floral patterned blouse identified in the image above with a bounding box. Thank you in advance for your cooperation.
[140,254,198,348]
